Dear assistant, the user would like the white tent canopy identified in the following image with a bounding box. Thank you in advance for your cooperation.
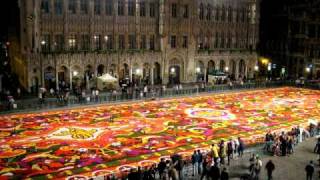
[96,73,118,90]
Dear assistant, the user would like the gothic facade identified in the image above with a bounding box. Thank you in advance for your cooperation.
[13,0,259,91]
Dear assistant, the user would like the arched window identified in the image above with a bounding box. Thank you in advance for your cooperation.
[215,7,219,21]
[228,7,233,22]
[219,60,226,72]
[207,4,212,20]
[199,3,204,20]
[221,7,226,22]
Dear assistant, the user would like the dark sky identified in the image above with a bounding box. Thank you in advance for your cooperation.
[0,0,19,41]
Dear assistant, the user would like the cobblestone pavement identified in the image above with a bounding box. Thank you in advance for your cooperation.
[180,137,319,180]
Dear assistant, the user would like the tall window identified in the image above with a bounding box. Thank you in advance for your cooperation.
[215,7,219,21]
[242,9,246,22]
[54,0,63,15]
[171,3,177,18]
[118,0,124,16]
[207,5,212,20]
[220,32,225,48]
[94,35,101,50]
[128,0,135,16]
[106,0,113,15]
[94,0,101,15]
[228,7,233,22]
[54,34,64,51]
[183,5,189,18]
[198,36,204,49]
[140,35,146,49]
[215,32,219,48]
[199,3,204,20]
[221,7,226,22]
[183,36,188,48]
[68,0,76,14]
[68,34,77,50]
[41,34,51,51]
[129,35,136,49]
[170,36,176,48]
[226,32,231,48]
[80,0,88,14]
[105,35,113,49]
[150,35,155,50]
[150,3,155,17]
[118,35,125,49]
[81,34,90,50]
[41,0,50,13]
[140,1,146,17]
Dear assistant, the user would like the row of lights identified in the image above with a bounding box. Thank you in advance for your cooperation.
[41,36,109,45]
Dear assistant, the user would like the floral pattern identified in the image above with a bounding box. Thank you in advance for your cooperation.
[0,87,319,179]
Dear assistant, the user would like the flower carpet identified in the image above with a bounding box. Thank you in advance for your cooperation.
[0,87,319,179]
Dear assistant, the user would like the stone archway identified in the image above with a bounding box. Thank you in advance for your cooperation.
[71,65,82,89]
[97,64,105,76]
[230,60,236,80]
[120,63,130,80]
[196,60,205,82]
[143,63,151,85]
[154,62,161,85]
[239,59,246,78]
[169,58,183,85]
[109,64,117,77]
[44,66,55,90]
[219,60,226,72]
[58,66,69,89]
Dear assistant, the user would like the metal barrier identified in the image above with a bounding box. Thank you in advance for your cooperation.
[0,80,317,114]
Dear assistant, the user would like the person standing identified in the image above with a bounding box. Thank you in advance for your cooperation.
[238,137,245,157]
[197,150,203,174]
[219,140,227,165]
[305,161,315,180]
[158,158,166,179]
[191,150,199,176]
[265,160,275,180]
[209,164,220,180]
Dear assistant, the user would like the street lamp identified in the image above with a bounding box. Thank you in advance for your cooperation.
[41,40,46,45]
[254,65,259,71]
[225,66,229,72]
[73,71,79,76]
[196,67,201,73]
[305,67,311,73]
[170,67,175,74]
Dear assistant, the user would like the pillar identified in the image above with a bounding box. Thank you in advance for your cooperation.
[204,68,207,82]
[130,67,133,83]
[151,66,154,85]
[56,68,59,90]
[70,68,73,90]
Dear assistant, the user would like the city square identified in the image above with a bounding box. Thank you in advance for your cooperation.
[0,0,320,179]
[0,87,319,179]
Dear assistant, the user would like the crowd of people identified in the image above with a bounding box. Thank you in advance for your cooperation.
[264,124,320,156]
[101,125,320,180]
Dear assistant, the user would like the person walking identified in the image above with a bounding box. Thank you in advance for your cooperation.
[305,161,315,180]
[211,143,220,165]
[197,150,203,174]
[265,160,275,180]
[227,139,234,165]
[254,156,262,180]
